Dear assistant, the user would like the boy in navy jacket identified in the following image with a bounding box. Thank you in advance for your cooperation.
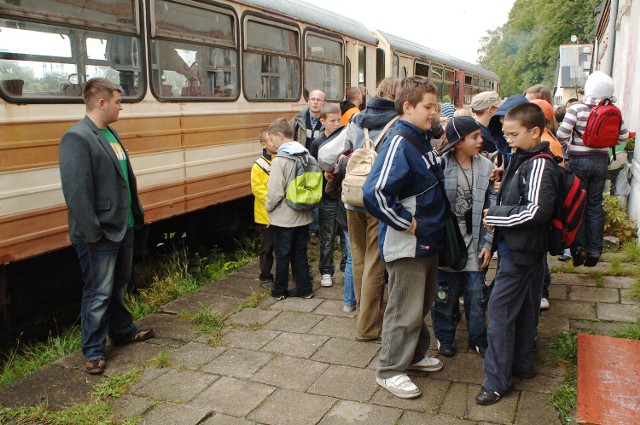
[476,102,558,405]
[363,76,446,399]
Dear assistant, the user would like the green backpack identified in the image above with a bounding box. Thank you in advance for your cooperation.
[283,153,323,211]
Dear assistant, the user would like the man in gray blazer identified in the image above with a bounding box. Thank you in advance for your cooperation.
[59,78,153,375]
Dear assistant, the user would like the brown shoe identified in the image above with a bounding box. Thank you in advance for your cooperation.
[84,358,106,375]
[131,328,155,343]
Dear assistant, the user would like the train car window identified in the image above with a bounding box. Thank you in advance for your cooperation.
[445,68,455,82]
[402,66,408,79]
[392,55,399,78]
[415,62,429,77]
[431,65,443,81]
[150,0,238,100]
[0,1,144,102]
[304,33,343,101]
[243,17,300,101]
[346,58,351,88]
[375,48,385,86]
[357,45,366,86]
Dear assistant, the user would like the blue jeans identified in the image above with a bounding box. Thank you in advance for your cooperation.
[569,156,608,258]
[318,199,338,275]
[309,206,319,235]
[432,270,487,348]
[272,225,311,297]
[74,228,139,361]
[342,229,356,307]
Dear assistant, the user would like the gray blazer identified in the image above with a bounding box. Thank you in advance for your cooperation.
[59,116,144,244]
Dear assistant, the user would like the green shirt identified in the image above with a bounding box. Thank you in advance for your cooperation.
[99,128,134,228]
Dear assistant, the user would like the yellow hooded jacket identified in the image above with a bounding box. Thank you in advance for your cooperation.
[251,155,272,225]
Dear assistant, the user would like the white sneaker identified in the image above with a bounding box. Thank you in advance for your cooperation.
[459,296,464,306]
[343,304,356,313]
[540,298,550,310]
[321,274,333,287]
[408,355,444,372]
[375,374,421,399]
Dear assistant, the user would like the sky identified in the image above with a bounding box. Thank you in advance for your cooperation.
[301,0,516,64]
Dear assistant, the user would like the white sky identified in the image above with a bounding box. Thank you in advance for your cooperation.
[302,0,516,64]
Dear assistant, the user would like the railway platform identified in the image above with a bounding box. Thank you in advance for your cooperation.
[0,252,638,424]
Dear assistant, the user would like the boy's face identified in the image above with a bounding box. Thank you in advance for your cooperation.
[403,92,437,131]
[261,138,277,155]
[502,119,540,151]
[455,129,483,158]
[321,112,341,135]
[269,132,285,150]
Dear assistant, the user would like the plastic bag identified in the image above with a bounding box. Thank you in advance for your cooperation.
[615,163,632,196]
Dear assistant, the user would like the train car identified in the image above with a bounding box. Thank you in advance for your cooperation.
[0,0,498,326]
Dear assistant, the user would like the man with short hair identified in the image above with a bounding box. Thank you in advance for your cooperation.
[59,78,154,375]
[471,91,504,156]
[340,87,363,125]
[291,89,326,150]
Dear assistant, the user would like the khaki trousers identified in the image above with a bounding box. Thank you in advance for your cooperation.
[347,209,386,340]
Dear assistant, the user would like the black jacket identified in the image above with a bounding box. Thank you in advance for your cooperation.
[485,142,558,265]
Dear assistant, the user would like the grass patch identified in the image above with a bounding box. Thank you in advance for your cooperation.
[229,289,270,316]
[0,369,144,424]
[0,327,82,387]
[613,318,640,340]
[625,280,640,303]
[621,239,640,263]
[178,305,225,338]
[548,330,579,422]
[146,350,173,369]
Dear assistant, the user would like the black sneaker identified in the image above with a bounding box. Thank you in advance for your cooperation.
[572,247,587,267]
[474,345,488,358]
[272,293,287,300]
[584,256,599,267]
[437,341,456,357]
[260,279,273,290]
[288,289,313,299]
[476,387,502,405]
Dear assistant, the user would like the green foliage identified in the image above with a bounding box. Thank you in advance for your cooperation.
[146,350,173,369]
[93,368,144,401]
[0,328,82,387]
[478,0,601,96]
[603,195,638,243]
[549,385,577,422]
[621,239,640,263]
[613,318,640,340]
[548,330,579,421]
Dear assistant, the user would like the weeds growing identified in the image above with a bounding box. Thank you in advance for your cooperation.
[549,330,579,422]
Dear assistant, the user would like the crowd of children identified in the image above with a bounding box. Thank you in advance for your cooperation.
[249,71,627,405]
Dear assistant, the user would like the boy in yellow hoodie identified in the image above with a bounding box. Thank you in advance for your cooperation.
[251,130,277,289]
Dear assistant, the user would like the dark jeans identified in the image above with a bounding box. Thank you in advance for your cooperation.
[74,228,139,361]
[483,253,543,394]
[432,270,487,348]
[257,224,274,282]
[318,198,338,275]
[569,156,608,258]
[272,225,311,297]
[542,256,550,299]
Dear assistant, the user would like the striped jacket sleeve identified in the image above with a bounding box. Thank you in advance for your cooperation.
[485,157,556,228]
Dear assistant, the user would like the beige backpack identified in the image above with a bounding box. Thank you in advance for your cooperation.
[341,117,398,207]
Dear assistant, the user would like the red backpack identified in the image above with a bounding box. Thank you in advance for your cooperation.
[581,99,622,148]
[530,153,586,255]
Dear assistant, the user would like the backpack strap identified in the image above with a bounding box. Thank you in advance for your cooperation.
[370,116,399,150]
[254,157,271,175]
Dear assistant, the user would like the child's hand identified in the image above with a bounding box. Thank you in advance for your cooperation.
[324,171,334,182]
[490,165,503,182]
[482,209,495,232]
[478,248,492,269]
[407,217,417,235]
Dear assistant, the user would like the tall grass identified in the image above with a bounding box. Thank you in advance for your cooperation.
[549,330,579,422]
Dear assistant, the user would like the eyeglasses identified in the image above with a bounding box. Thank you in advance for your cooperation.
[503,128,533,141]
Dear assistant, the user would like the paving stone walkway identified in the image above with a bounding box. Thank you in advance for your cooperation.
[0,252,637,424]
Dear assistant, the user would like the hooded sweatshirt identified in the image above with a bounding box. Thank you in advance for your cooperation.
[264,141,313,227]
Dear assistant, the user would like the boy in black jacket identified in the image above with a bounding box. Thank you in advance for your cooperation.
[476,103,558,405]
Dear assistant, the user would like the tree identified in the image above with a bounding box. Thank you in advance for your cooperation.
[478,0,601,97]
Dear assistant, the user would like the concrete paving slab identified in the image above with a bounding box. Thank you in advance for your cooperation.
[570,319,631,336]
[430,352,485,385]
[548,284,568,300]
[130,366,170,393]
[439,382,467,418]
[0,364,98,409]
[399,411,479,424]
[544,299,596,320]
[160,292,243,316]
[171,342,227,369]
[142,401,211,424]
[221,327,280,350]
[313,299,359,317]
[538,316,571,336]
[514,390,562,424]
[311,337,379,368]
[601,275,637,289]
[262,311,323,333]
[252,355,329,391]
[597,302,640,322]
[190,376,275,417]
[262,332,329,359]
[108,394,150,421]
[201,275,264,298]
[134,312,199,343]
[269,297,323,313]
[201,347,273,379]
[552,274,599,287]
[319,399,403,424]
[246,388,336,425]
[308,364,379,402]
[314,284,345,300]
[136,368,218,402]
[102,341,170,376]
[370,375,449,413]
[226,307,279,326]
[466,384,519,424]
[569,286,620,303]
[309,315,358,339]
[511,373,564,394]
[620,288,638,304]
[201,413,256,424]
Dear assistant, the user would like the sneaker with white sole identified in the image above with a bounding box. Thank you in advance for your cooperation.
[343,304,356,313]
[320,274,333,287]
[376,374,421,399]
[540,297,550,310]
[408,355,444,372]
